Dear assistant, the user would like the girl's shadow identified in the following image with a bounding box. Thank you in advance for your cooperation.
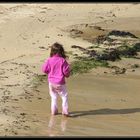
[69,108,140,117]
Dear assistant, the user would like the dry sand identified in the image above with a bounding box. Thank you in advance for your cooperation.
[0,3,140,136]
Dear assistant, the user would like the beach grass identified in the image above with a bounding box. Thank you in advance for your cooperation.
[70,57,109,75]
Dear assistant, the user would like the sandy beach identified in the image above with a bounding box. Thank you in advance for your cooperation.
[0,3,140,136]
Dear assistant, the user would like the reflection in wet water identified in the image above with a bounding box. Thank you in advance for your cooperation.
[47,115,68,136]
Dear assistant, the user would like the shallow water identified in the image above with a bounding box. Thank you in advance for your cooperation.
[18,73,140,136]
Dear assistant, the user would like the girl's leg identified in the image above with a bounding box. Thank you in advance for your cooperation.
[49,83,58,115]
[59,85,69,115]
[51,95,58,115]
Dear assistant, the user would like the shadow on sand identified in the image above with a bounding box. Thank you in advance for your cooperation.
[70,108,140,117]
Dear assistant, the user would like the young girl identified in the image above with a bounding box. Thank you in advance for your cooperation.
[42,42,70,116]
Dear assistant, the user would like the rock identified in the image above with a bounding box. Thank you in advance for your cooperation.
[94,35,106,44]
[94,26,105,31]
[39,46,47,50]
[20,113,27,116]
[131,64,139,68]
[96,49,120,61]
[93,35,115,44]
[70,29,83,35]
[71,45,87,52]
[119,46,137,56]
[111,66,126,74]
[133,43,140,51]
[107,30,138,38]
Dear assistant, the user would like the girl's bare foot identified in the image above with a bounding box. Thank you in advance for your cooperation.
[62,113,71,117]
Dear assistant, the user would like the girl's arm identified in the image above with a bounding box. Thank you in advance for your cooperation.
[62,60,70,78]
[42,59,50,74]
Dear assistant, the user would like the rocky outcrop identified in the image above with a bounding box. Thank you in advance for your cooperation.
[71,41,140,62]
[107,30,138,38]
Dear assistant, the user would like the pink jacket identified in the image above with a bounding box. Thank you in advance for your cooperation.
[42,54,70,85]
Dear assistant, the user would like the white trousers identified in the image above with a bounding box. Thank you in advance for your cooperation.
[49,82,69,115]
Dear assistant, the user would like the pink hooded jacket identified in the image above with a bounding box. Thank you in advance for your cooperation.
[42,54,70,85]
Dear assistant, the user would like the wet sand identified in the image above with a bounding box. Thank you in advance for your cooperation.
[16,73,140,136]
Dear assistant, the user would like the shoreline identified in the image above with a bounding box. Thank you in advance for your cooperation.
[16,73,140,136]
